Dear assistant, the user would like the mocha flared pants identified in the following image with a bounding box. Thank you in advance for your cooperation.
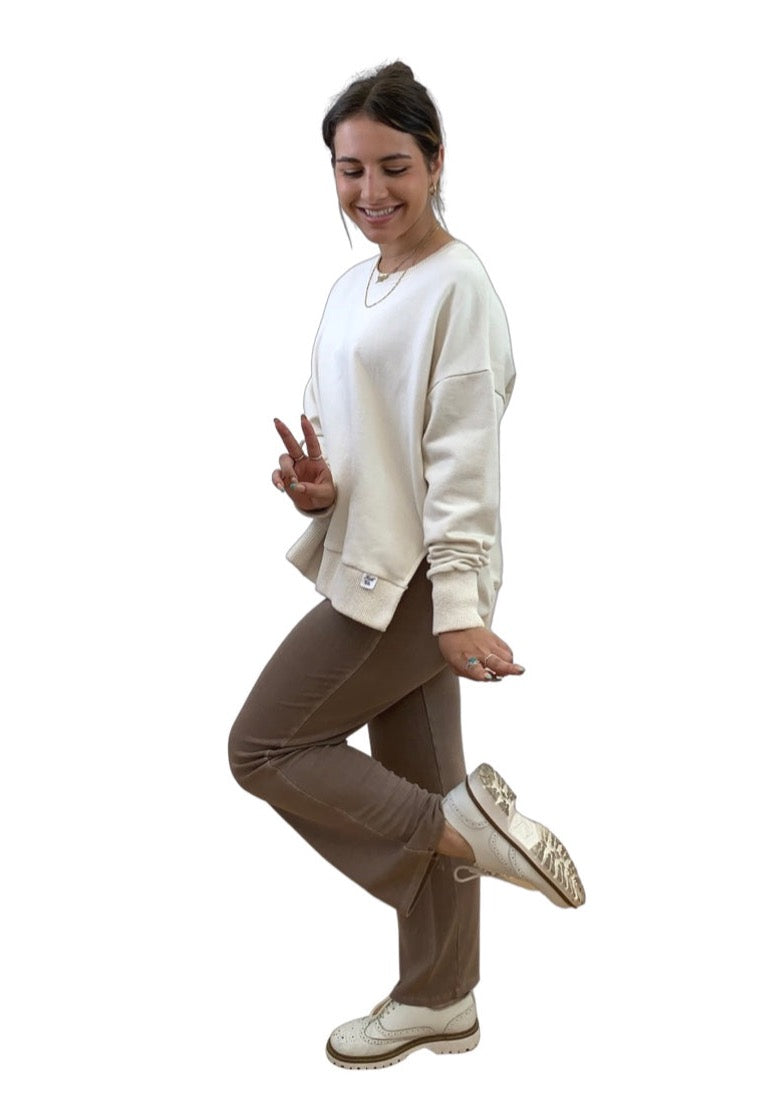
[228,559,479,1006]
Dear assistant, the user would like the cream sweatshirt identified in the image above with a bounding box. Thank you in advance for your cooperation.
[286,240,516,634]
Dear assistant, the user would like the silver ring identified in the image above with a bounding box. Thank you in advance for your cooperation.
[310,453,323,461]
[291,453,305,463]
[483,653,498,666]
[466,657,479,669]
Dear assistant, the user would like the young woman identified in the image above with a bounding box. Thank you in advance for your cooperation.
[228,61,585,1069]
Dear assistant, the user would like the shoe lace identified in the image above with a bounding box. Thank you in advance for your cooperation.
[454,862,537,892]
[453,864,485,883]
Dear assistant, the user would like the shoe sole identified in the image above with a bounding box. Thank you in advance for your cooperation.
[467,764,586,909]
[326,1022,480,1070]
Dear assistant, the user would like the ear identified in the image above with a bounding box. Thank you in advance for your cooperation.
[431,144,445,186]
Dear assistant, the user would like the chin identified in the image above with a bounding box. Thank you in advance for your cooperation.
[363,226,398,244]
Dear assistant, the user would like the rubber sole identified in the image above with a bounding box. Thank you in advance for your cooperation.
[468,764,586,908]
[326,1022,480,1070]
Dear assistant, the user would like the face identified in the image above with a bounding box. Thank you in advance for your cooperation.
[333,114,442,254]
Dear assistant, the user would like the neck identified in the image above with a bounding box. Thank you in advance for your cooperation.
[379,216,447,270]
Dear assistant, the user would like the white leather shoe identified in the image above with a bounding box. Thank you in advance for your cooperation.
[443,763,586,908]
[326,993,479,1070]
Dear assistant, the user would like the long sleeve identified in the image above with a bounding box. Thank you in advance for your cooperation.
[422,278,515,634]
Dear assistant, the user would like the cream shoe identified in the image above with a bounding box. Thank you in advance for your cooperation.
[443,763,586,908]
[326,992,479,1070]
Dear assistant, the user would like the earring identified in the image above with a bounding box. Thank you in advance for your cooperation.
[429,183,436,196]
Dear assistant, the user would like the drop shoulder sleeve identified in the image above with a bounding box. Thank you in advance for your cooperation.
[422,272,515,634]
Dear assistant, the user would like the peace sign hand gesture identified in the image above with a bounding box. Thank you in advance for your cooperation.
[272,414,336,513]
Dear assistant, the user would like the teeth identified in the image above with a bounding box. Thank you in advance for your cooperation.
[362,207,396,218]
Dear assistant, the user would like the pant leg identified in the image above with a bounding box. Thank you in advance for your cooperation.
[368,669,480,1007]
[228,561,454,917]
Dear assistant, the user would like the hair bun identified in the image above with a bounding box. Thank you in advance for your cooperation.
[381,61,415,82]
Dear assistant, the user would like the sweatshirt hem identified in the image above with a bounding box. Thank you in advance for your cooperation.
[315,550,409,632]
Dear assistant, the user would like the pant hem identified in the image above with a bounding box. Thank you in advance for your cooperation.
[398,801,446,917]
[388,979,480,1008]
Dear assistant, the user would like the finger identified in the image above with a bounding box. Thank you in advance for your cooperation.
[300,415,323,459]
[462,656,499,683]
[281,482,309,503]
[273,417,304,459]
[271,468,286,492]
[278,456,308,498]
[489,636,514,661]
[278,455,297,481]
[289,480,331,506]
[484,652,525,676]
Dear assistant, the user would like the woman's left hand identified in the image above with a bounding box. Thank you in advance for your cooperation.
[438,628,525,683]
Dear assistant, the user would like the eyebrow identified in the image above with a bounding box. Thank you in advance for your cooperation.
[335,153,413,164]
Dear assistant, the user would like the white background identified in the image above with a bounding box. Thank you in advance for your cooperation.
[2,1,779,1101]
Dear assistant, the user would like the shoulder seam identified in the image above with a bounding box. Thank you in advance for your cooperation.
[428,367,505,397]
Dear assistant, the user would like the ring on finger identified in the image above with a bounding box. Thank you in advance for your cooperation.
[466,657,479,670]
[291,453,306,463]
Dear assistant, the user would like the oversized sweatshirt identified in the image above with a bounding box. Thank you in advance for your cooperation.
[286,239,516,634]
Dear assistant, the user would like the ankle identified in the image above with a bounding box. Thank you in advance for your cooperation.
[437,819,476,863]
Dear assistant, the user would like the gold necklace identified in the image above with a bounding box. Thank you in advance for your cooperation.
[375,227,435,282]
[363,224,439,309]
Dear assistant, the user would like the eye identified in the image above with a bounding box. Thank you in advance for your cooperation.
[340,169,362,178]
[385,167,408,176]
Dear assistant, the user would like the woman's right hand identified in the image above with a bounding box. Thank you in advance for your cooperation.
[272,414,336,513]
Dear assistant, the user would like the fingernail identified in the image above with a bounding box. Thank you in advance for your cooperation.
[290,480,297,489]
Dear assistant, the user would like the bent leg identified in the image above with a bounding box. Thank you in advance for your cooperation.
[227,562,451,914]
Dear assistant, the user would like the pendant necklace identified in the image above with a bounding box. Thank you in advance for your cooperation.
[364,224,440,309]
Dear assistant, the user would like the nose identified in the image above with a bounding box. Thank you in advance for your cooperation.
[360,168,389,205]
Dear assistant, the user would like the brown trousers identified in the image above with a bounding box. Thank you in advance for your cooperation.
[228,559,479,1006]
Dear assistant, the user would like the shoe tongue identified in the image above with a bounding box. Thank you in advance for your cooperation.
[370,997,393,1017]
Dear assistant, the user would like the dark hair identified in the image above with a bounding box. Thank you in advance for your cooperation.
[322,61,446,219]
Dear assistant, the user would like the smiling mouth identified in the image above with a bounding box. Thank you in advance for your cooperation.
[358,206,400,220]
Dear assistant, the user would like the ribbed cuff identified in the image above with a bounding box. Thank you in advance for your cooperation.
[430,570,485,635]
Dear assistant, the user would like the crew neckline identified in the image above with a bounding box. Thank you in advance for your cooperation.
[370,238,465,278]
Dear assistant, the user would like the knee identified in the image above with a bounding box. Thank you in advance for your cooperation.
[227,710,284,798]
[227,714,265,793]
